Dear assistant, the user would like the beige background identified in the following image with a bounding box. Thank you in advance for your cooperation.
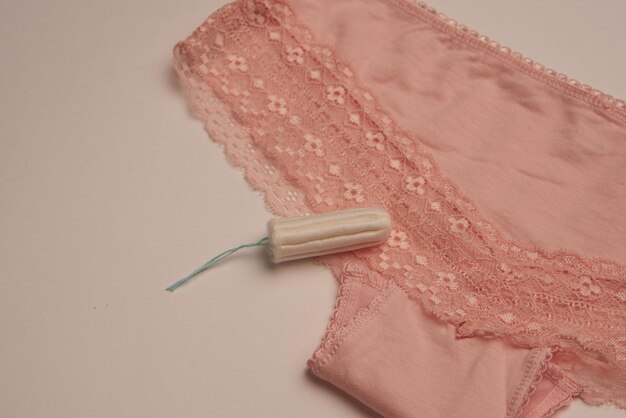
[0,0,624,416]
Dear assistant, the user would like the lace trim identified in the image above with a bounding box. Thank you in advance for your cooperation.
[173,0,626,406]
[306,267,354,372]
[388,0,626,123]
[507,348,551,417]
[307,269,398,374]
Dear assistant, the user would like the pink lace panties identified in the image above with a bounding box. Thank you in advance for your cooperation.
[173,0,626,415]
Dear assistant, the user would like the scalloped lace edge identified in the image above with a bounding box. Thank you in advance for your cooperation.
[307,266,573,418]
[172,0,626,407]
[389,0,626,123]
[307,265,399,374]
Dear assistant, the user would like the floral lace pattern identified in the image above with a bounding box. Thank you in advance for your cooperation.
[174,0,626,407]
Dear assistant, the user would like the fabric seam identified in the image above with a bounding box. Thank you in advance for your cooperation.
[384,0,626,124]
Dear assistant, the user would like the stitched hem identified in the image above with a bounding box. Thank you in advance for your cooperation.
[508,348,554,417]
[307,264,399,374]
[536,373,581,418]
[385,0,626,123]
[521,361,583,418]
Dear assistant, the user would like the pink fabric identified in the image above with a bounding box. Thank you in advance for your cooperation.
[173,0,626,415]
[290,0,626,262]
[310,262,567,418]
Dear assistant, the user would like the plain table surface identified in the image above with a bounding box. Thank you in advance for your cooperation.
[1,0,625,416]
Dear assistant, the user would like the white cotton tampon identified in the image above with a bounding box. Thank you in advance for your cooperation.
[167,207,391,291]
[267,207,391,263]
